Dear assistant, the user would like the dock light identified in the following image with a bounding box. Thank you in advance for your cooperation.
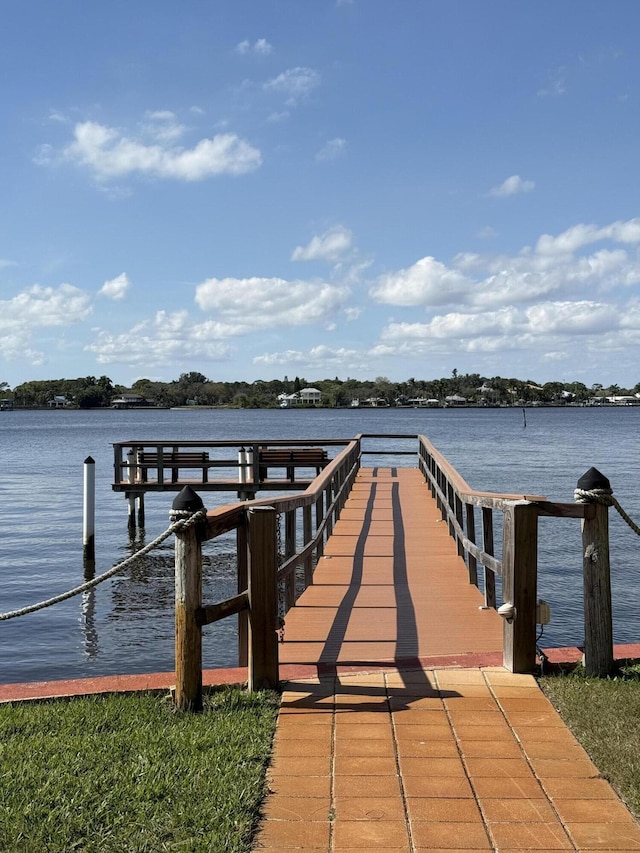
[498,602,516,623]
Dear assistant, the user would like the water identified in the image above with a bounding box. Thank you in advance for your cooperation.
[1,406,639,684]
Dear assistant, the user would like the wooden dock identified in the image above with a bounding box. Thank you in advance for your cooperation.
[279,467,503,670]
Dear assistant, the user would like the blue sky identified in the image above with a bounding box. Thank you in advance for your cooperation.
[2,1,640,389]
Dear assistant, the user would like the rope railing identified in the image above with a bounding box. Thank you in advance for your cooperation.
[0,508,207,621]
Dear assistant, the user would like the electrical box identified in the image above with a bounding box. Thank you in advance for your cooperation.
[536,599,551,625]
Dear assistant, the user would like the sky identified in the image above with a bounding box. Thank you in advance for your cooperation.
[2,1,640,390]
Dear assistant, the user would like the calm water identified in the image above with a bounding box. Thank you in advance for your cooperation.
[1,406,639,684]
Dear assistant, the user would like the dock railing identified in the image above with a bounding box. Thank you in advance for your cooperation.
[172,438,361,710]
[416,436,609,676]
[171,432,612,710]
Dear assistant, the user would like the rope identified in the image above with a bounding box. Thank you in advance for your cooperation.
[574,487,640,537]
[0,508,208,621]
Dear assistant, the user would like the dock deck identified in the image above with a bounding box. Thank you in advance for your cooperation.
[279,467,503,670]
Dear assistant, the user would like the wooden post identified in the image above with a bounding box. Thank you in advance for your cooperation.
[482,507,496,608]
[502,501,538,673]
[247,506,279,691]
[237,521,248,668]
[173,487,205,711]
[315,492,324,560]
[303,504,313,586]
[126,450,136,531]
[284,509,296,609]
[578,467,614,677]
[465,502,477,585]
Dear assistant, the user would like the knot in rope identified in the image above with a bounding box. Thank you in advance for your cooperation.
[0,506,208,621]
[574,487,640,537]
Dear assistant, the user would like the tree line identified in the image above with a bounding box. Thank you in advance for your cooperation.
[2,371,638,409]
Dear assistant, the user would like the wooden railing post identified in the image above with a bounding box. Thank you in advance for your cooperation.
[247,506,279,691]
[465,502,477,585]
[303,504,313,586]
[173,487,205,711]
[237,521,248,668]
[502,501,538,673]
[577,467,614,677]
[482,507,496,608]
[284,509,296,609]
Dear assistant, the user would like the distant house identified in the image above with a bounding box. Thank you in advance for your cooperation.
[299,387,321,405]
[111,393,148,409]
[277,388,322,407]
[48,395,70,408]
[445,394,467,406]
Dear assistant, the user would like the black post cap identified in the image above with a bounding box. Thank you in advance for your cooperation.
[172,486,204,512]
[84,455,95,464]
[577,466,611,491]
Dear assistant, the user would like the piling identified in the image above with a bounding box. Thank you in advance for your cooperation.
[83,456,96,562]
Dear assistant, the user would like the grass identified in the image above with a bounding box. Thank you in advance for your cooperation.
[539,663,640,818]
[0,687,279,853]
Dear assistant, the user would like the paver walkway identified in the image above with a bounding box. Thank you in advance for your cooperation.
[253,468,640,851]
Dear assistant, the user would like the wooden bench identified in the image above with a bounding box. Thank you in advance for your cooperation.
[137,451,210,483]
[257,447,329,482]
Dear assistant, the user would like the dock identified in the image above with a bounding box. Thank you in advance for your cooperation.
[253,465,640,851]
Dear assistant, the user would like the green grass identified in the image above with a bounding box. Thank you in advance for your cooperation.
[0,688,279,853]
[540,664,640,817]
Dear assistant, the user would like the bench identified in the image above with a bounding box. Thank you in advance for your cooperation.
[257,447,329,482]
[137,451,210,483]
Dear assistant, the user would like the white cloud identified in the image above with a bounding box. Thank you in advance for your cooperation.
[236,38,273,56]
[535,219,640,255]
[195,275,350,328]
[488,175,535,197]
[476,226,498,239]
[0,283,91,328]
[316,137,347,162]
[99,273,130,301]
[370,257,472,306]
[291,226,353,262]
[372,218,640,314]
[264,67,321,105]
[254,344,371,375]
[86,310,234,366]
[0,283,92,363]
[55,120,261,182]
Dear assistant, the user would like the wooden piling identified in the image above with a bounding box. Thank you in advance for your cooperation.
[578,467,614,677]
[173,488,204,711]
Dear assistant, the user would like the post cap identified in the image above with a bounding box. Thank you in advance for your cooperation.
[172,486,204,513]
[577,466,611,491]
[84,455,95,464]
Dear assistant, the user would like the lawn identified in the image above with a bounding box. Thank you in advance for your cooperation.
[540,663,640,818]
[0,688,279,853]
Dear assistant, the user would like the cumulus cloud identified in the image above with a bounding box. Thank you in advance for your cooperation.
[99,273,130,300]
[85,310,234,366]
[236,38,273,55]
[264,67,321,105]
[316,137,347,162]
[370,257,472,306]
[0,283,91,328]
[364,218,640,371]
[48,119,261,182]
[195,275,350,328]
[0,283,92,363]
[254,344,365,370]
[488,175,535,197]
[291,226,353,262]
